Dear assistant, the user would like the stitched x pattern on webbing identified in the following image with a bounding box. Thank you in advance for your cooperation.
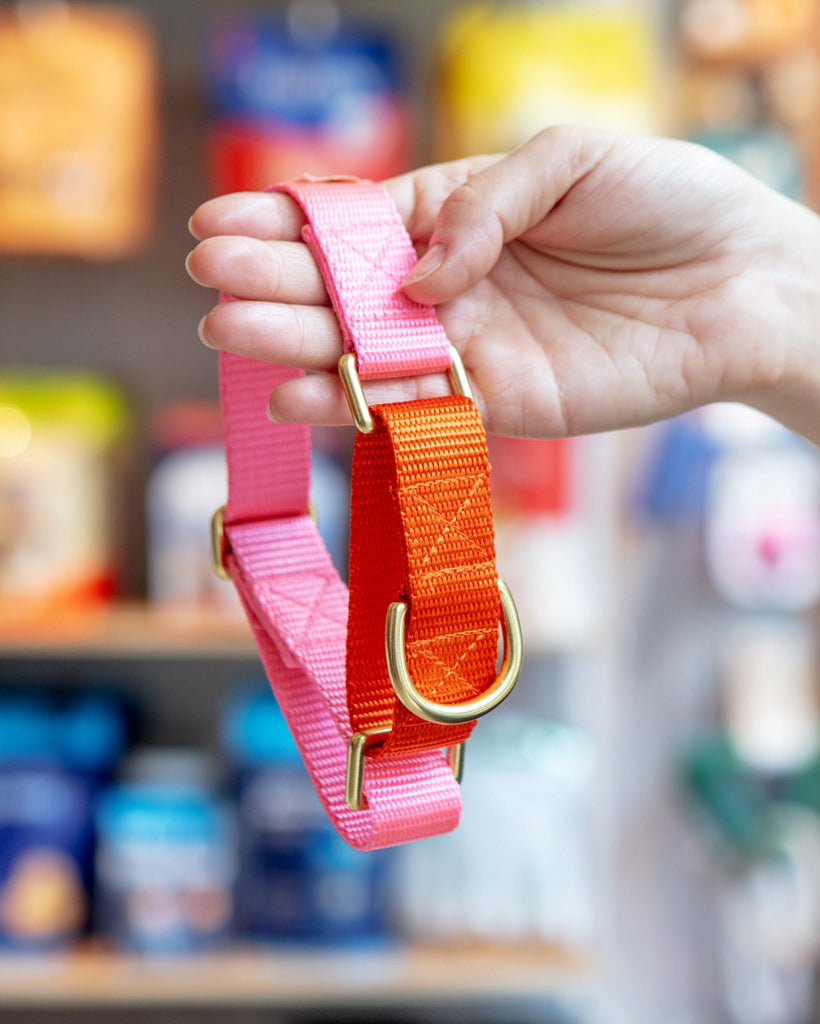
[275,181,453,381]
[217,180,501,849]
[346,394,501,757]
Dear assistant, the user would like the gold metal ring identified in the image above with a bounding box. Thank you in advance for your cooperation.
[385,578,522,725]
[345,727,390,811]
[210,505,230,581]
[338,346,474,434]
[211,502,317,583]
[345,727,465,811]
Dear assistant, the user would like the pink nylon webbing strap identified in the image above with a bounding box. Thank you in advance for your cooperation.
[276,180,452,380]
[218,180,462,850]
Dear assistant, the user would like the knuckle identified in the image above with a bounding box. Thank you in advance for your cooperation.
[445,180,503,249]
[197,235,220,261]
[194,236,230,282]
[450,178,487,211]
[529,123,592,169]
[263,242,283,294]
[533,123,577,147]
[289,305,308,361]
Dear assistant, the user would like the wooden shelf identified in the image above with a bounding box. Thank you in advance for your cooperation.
[0,601,598,663]
[0,944,590,1008]
[0,603,259,661]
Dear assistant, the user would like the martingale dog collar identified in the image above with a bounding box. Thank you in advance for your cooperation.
[212,179,522,850]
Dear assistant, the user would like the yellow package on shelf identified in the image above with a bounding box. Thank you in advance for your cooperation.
[0,374,129,629]
[0,4,158,259]
[435,3,658,159]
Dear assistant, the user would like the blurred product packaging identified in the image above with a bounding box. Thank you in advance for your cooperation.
[684,621,820,1024]
[686,621,820,859]
[147,402,351,611]
[676,0,820,204]
[95,749,236,954]
[0,694,127,950]
[223,688,393,945]
[0,2,158,258]
[488,437,600,653]
[721,620,819,777]
[434,2,656,159]
[204,0,411,192]
[146,402,241,616]
[633,398,820,1023]
[395,714,596,949]
[0,373,130,629]
[701,405,820,612]
[679,0,817,67]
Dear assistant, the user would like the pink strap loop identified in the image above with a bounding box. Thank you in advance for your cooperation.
[275,181,452,380]
[217,180,462,850]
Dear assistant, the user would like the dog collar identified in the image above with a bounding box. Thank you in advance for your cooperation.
[212,179,522,850]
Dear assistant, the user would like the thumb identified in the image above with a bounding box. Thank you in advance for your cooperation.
[401,125,613,305]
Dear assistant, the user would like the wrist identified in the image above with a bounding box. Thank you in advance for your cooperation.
[741,200,820,445]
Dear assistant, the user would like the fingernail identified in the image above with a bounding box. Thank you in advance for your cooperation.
[185,250,204,285]
[197,315,215,348]
[401,243,446,287]
[266,399,281,422]
[187,215,199,239]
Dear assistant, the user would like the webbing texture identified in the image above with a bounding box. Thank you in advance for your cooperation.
[219,352,462,850]
[216,179,501,850]
[275,181,452,380]
[347,396,500,756]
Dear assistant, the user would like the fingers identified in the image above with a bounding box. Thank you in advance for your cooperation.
[267,367,486,426]
[186,237,329,305]
[381,154,503,240]
[267,373,353,425]
[188,160,500,247]
[199,299,486,426]
[401,125,614,305]
[185,156,508,308]
[199,301,342,369]
[189,191,306,241]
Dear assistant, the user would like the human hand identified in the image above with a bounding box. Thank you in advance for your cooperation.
[186,126,820,443]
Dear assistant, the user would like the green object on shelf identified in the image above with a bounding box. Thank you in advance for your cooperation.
[784,756,820,813]
[684,732,820,862]
[685,733,782,860]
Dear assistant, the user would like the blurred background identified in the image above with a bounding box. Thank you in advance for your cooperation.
[2,1,820,1022]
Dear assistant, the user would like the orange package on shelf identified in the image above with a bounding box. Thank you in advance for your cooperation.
[0,3,158,259]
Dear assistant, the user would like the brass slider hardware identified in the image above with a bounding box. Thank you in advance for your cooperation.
[210,505,230,581]
[338,346,474,435]
[345,727,466,811]
[211,503,317,582]
[345,727,391,811]
[447,742,465,784]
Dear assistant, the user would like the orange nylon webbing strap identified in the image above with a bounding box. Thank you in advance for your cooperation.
[346,394,500,757]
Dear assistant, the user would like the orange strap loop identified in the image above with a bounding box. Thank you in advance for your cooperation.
[346,394,500,757]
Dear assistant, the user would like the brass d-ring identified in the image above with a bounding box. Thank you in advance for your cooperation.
[385,579,522,725]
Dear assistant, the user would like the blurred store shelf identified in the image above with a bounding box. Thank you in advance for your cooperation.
[0,944,590,1008]
[0,603,258,661]
[0,602,600,662]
